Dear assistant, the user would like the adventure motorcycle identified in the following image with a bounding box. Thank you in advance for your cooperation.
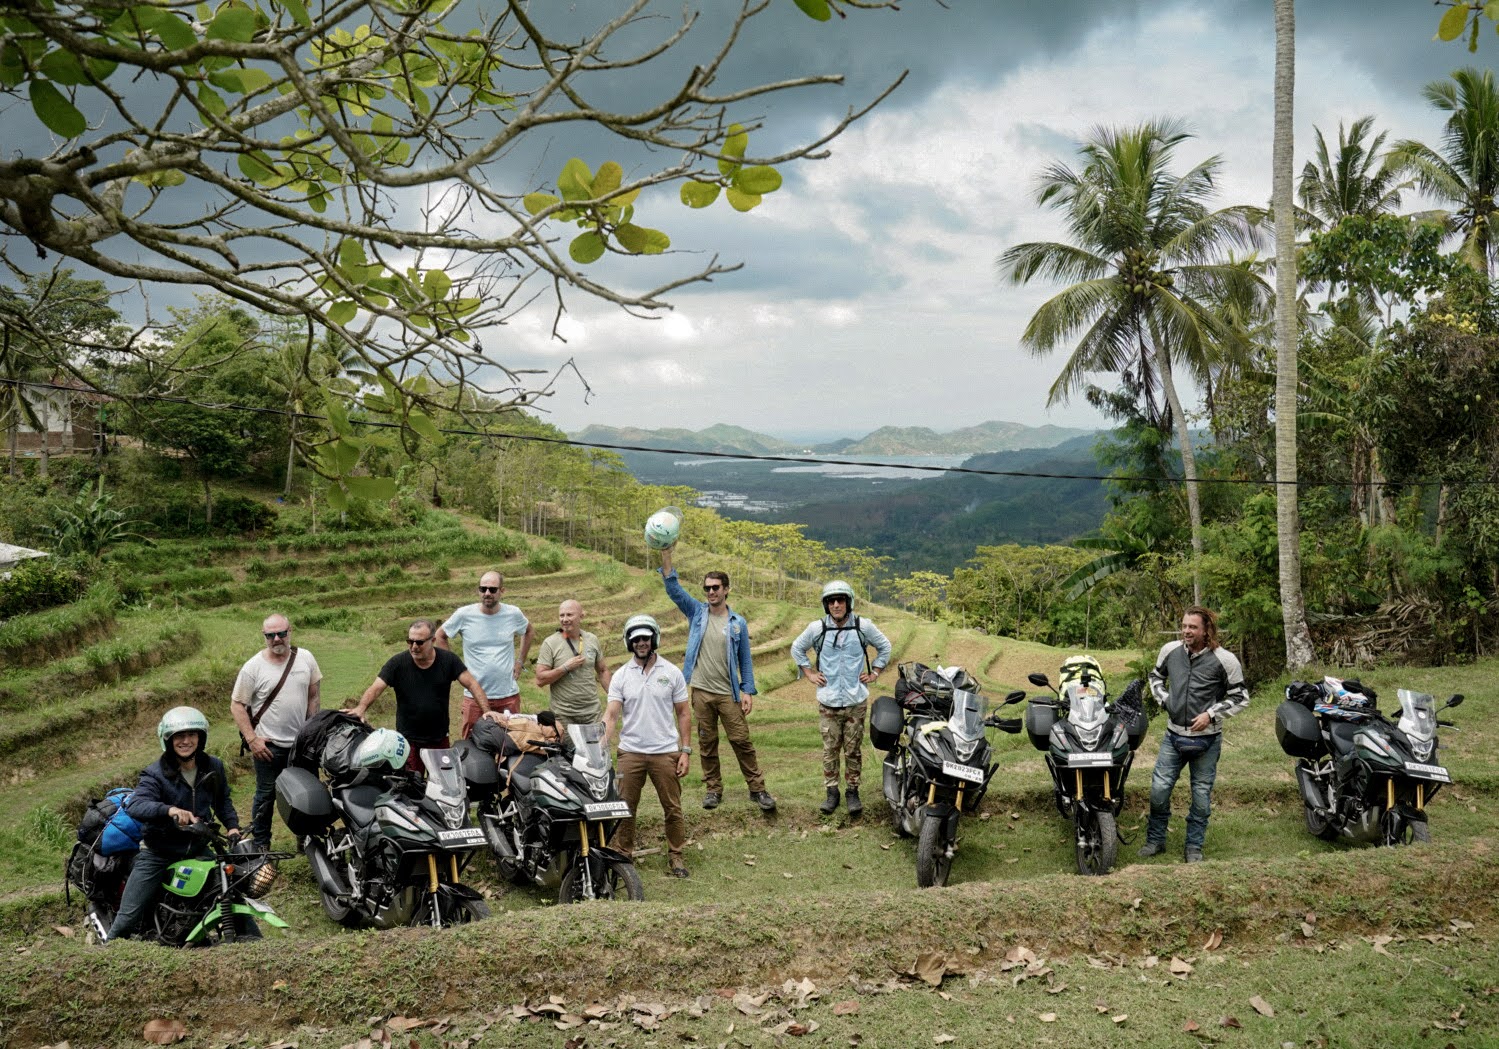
[276,740,491,929]
[470,721,643,903]
[67,823,290,946]
[1019,658,1148,876]
[1276,677,1463,846]
[869,663,1024,888]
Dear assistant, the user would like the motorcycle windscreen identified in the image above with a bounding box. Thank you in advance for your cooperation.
[1396,689,1437,741]
[567,721,610,775]
[948,690,988,742]
[421,748,470,828]
[1065,686,1108,733]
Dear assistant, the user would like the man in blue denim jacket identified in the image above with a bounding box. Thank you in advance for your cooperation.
[659,544,775,812]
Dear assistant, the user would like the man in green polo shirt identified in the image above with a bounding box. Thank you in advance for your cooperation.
[534,599,612,728]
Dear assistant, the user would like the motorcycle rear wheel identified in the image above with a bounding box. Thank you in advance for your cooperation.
[315,843,364,928]
[1074,810,1118,876]
[915,816,952,888]
[1303,802,1339,842]
[559,856,645,903]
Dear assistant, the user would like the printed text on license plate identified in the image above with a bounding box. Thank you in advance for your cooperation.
[941,760,984,784]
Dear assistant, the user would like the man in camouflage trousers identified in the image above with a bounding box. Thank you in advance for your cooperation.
[791,581,892,817]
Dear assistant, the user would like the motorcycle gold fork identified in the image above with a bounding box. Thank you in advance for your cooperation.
[579,821,591,857]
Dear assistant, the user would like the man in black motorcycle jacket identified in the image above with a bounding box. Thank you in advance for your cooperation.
[1139,606,1248,864]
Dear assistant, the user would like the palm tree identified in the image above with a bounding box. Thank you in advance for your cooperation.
[998,120,1267,603]
[1299,116,1405,231]
[1390,67,1499,276]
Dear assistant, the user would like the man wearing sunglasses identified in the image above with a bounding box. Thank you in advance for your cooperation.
[436,571,534,738]
[349,619,493,771]
[658,544,775,813]
[230,613,322,850]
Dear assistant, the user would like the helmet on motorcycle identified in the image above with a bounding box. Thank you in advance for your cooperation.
[821,580,856,615]
[623,613,661,651]
[230,837,278,898]
[157,706,210,752]
[352,728,410,770]
[1058,655,1104,690]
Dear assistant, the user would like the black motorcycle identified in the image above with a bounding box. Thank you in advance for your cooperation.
[471,721,643,903]
[1020,660,1147,876]
[870,662,1023,887]
[1276,677,1463,846]
[67,823,290,946]
[276,745,491,928]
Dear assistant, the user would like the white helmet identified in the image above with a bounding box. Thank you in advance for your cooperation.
[623,613,661,649]
[821,580,856,614]
[644,506,683,550]
[352,728,410,770]
[158,706,209,751]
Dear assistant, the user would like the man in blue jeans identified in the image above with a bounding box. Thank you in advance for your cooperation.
[1138,606,1248,863]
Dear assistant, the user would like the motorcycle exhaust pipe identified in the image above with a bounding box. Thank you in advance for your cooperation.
[1294,764,1329,813]
[305,839,351,898]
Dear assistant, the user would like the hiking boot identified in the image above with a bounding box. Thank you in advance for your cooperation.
[1138,841,1166,858]
[819,788,840,815]
[669,864,690,879]
[702,791,721,810]
[844,787,863,818]
[750,790,778,813]
[1185,846,1204,864]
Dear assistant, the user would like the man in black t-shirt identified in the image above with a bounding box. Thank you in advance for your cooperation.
[348,619,494,771]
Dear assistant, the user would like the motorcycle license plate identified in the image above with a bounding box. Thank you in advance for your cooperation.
[1066,752,1115,768]
[585,801,633,820]
[1403,761,1451,783]
[437,827,486,848]
[941,760,985,784]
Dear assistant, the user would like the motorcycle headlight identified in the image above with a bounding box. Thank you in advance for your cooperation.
[1412,737,1434,761]
[955,738,979,762]
[440,800,465,829]
[1076,725,1103,749]
[586,772,610,800]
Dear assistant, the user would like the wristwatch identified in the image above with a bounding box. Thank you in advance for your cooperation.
[679,746,692,755]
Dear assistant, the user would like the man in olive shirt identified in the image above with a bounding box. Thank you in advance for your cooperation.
[534,599,611,728]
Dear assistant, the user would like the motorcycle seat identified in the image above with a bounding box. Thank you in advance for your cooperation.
[1327,720,1361,756]
[339,784,381,828]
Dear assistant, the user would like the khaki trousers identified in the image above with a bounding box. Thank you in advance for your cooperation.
[691,688,765,793]
[610,751,685,863]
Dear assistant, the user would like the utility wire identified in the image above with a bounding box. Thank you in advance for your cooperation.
[3,375,1492,489]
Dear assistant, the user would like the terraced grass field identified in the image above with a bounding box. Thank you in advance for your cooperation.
[1,514,1496,1048]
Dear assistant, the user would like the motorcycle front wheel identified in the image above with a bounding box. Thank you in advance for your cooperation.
[1380,808,1432,847]
[559,855,645,903]
[915,816,952,888]
[1074,810,1118,876]
[430,891,491,926]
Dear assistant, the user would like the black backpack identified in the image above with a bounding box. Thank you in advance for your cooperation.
[812,615,872,675]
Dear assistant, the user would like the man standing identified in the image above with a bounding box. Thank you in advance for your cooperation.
[231,613,322,850]
[1138,606,1249,863]
[534,599,611,729]
[349,619,494,771]
[658,544,774,812]
[437,571,534,738]
[790,581,892,818]
[604,614,692,879]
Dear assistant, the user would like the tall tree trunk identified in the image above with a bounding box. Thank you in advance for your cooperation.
[1273,0,1316,670]
[1152,339,1204,605]
[283,415,297,499]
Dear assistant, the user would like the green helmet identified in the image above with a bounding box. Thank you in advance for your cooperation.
[623,613,661,649]
[821,580,855,614]
[157,705,209,751]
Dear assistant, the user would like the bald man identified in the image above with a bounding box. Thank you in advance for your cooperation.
[534,599,612,729]
[437,570,534,737]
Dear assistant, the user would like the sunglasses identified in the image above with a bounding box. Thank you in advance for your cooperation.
[702,583,724,593]
[407,636,433,647]
[263,630,289,640]
[478,585,500,594]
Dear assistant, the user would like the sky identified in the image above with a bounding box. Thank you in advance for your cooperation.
[469,0,1486,443]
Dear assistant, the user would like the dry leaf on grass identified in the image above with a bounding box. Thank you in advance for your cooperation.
[833,1001,860,1016]
[1249,995,1275,1017]
[1368,934,1395,957]
[385,1018,430,1032]
[1220,1016,1242,1029]
[1039,1012,1057,1023]
[934,1036,955,1045]
[1203,930,1223,951]
[143,1019,188,1044]
[1112,1014,1128,1024]
[1184,1020,1201,1032]
[52,925,74,938]
[912,953,949,986]
[1300,922,1316,938]
[1169,957,1194,975]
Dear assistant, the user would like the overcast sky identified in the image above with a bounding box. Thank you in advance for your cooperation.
[476,0,1482,442]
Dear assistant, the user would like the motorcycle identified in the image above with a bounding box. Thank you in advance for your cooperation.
[1020,657,1148,876]
[869,662,1024,888]
[67,823,290,946]
[276,744,491,929]
[1276,677,1463,846]
[470,721,643,903]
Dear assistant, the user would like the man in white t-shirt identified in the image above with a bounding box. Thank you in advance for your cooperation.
[230,613,322,849]
[604,614,692,879]
[437,570,534,737]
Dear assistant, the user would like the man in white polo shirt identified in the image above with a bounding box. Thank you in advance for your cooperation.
[604,614,692,879]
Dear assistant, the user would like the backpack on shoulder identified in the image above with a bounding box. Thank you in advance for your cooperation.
[813,616,873,675]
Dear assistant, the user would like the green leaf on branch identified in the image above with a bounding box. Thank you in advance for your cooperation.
[238,151,278,184]
[1438,2,1470,40]
[38,50,88,86]
[132,168,188,188]
[30,80,86,138]
[131,7,197,51]
[278,0,310,27]
[718,123,749,176]
[324,484,348,512]
[197,83,227,117]
[734,165,782,194]
[793,0,832,21]
[325,397,351,437]
[592,160,623,198]
[680,181,720,208]
[209,67,272,94]
[523,192,559,216]
[207,6,258,42]
[558,158,595,202]
[725,186,762,212]
[327,300,357,325]
[615,223,669,255]
[423,269,452,301]
[345,475,397,501]
[408,411,441,442]
[569,230,606,263]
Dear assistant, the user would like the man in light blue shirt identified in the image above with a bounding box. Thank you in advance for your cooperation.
[790,581,891,818]
[437,570,534,737]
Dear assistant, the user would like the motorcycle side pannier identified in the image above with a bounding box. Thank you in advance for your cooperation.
[275,766,335,836]
[869,695,904,751]
[1274,699,1325,759]
[1024,701,1057,751]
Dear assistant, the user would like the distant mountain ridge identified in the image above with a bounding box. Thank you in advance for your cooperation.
[572,420,1096,456]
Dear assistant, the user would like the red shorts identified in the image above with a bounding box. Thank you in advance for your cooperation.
[460,694,521,739]
[404,737,451,773]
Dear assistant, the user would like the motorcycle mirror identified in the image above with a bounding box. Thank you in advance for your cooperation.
[1003,689,1026,705]
[1026,672,1051,688]
[1445,694,1465,709]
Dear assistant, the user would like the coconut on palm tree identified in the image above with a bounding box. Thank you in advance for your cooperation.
[997,119,1267,603]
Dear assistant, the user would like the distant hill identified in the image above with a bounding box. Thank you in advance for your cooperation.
[573,420,1097,457]
[571,424,797,455]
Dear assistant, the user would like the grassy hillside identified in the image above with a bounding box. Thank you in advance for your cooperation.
[1,512,1495,1048]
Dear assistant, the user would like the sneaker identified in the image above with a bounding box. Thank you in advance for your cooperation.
[702,792,721,810]
[819,788,840,816]
[669,864,690,879]
[1138,841,1166,858]
[844,787,863,818]
[750,790,778,813]
[1185,847,1204,864]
